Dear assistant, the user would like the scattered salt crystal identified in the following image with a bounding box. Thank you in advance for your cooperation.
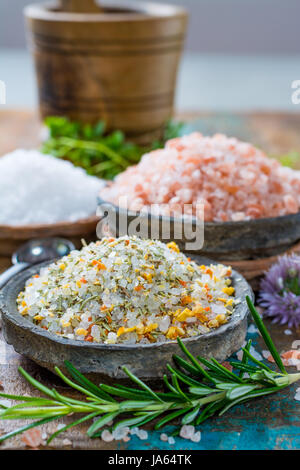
[168,436,175,445]
[294,391,300,401]
[62,438,72,446]
[101,430,114,442]
[0,399,11,407]
[236,350,244,361]
[262,350,271,360]
[284,329,293,335]
[137,429,148,440]
[247,324,258,334]
[22,428,42,448]
[191,431,201,443]
[113,426,130,440]
[160,433,169,442]
[123,436,131,442]
[130,427,139,436]
[56,423,65,431]
[249,346,263,361]
[0,149,105,225]
[42,432,48,440]
[180,425,195,440]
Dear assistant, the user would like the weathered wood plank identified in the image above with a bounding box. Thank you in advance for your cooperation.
[0,110,299,450]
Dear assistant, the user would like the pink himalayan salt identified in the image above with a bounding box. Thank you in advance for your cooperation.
[100,133,300,222]
[22,428,43,448]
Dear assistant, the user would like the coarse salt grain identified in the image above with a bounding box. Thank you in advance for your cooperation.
[179,425,195,440]
[247,324,259,334]
[160,433,169,442]
[137,430,148,440]
[100,133,300,222]
[190,431,201,443]
[62,438,72,446]
[101,430,114,442]
[56,423,65,431]
[0,149,105,225]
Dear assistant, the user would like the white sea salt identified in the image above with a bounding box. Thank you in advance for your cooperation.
[160,433,168,442]
[56,423,65,431]
[137,430,148,440]
[247,324,259,334]
[168,436,175,445]
[294,388,300,401]
[0,149,105,225]
[101,430,114,442]
[0,399,11,407]
[62,438,72,446]
[179,425,195,440]
[284,329,293,335]
[113,426,130,440]
[262,350,271,360]
[190,431,201,443]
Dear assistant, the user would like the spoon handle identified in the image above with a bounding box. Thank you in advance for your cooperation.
[0,263,30,290]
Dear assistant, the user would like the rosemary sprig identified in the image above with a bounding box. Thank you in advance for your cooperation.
[0,298,299,444]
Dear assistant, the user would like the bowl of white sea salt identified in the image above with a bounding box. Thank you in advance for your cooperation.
[0,149,105,259]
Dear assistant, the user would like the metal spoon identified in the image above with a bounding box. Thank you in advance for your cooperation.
[0,238,75,289]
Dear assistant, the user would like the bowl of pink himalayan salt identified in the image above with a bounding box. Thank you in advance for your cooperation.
[98,133,300,260]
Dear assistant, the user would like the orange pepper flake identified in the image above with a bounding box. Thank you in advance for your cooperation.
[101,305,108,311]
[187,257,191,262]
[84,335,93,342]
[34,275,40,278]
[125,240,130,246]
[97,262,106,270]
[179,280,187,287]
[106,315,112,324]
[204,307,210,311]
[108,237,115,242]
[181,295,192,305]
[134,285,144,291]
[87,323,95,334]
[80,278,87,284]
[92,259,107,270]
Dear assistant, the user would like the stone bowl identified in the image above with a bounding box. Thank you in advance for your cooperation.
[97,197,300,260]
[0,259,253,384]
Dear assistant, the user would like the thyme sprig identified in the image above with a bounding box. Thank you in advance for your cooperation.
[0,297,299,445]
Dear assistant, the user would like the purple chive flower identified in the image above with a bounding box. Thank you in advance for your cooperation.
[259,254,300,328]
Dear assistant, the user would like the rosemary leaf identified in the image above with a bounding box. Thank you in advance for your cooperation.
[246,296,287,374]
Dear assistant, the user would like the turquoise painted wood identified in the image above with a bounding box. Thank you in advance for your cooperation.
[122,321,300,450]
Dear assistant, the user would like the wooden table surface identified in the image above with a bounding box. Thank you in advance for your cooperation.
[0,110,299,450]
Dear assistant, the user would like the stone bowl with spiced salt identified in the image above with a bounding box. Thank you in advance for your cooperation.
[98,133,300,261]
[0,237,253,384]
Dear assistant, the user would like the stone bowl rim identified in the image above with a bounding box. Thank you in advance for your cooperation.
[0,259,253,352]
[97,195,300,228]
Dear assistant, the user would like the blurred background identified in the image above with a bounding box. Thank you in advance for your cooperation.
[1,0,300,110]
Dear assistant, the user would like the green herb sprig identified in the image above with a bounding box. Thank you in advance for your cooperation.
[0,297,299,445]
[41,117,184,180]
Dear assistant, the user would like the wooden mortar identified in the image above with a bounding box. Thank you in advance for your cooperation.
[24,0,188,142]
